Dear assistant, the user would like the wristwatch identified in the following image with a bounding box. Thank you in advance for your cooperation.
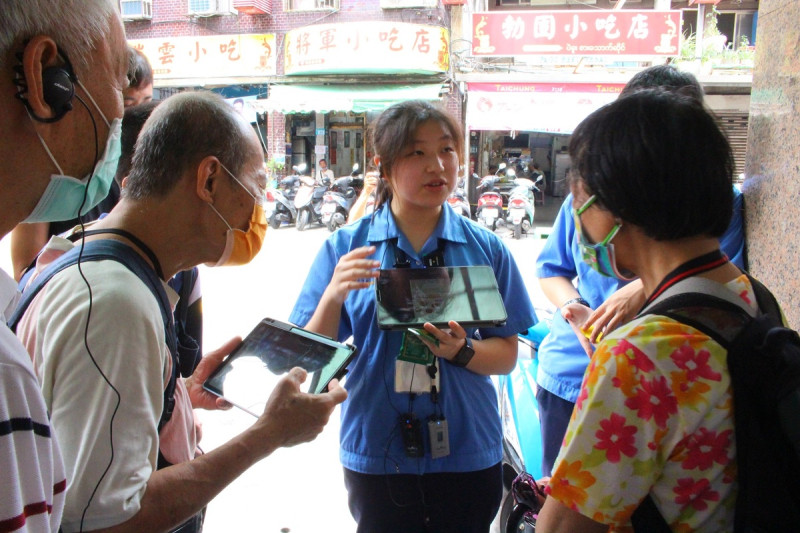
[451,337,475,368]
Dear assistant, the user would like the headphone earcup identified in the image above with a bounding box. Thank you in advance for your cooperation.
[41,65,75,121]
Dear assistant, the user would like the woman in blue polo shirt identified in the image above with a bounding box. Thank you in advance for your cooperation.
[290,100,536,533]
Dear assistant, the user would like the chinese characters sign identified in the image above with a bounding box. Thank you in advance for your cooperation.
[128,34,276,83]
[285,21,449,75]
[472,11,681,57]
[466,83,624,133]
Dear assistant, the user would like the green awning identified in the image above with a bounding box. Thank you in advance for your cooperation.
[261,83,444,114]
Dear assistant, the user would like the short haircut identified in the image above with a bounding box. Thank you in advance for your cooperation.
[370,100,464,209]
[620,65,704,103]
[116,100,160,184]
[569,89,734,241]
[0,0,118,73]
[124,91,254,200]
[127,46,153,89]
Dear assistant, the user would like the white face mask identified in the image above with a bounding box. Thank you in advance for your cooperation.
[23,79,121,223]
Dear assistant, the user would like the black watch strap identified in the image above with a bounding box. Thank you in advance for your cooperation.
[451,337,475,368]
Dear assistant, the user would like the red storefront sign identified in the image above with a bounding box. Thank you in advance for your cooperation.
[472,10,682,57]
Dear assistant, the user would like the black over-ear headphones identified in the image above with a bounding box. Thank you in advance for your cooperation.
[13,45,77,123]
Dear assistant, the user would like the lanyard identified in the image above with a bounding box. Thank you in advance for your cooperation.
[70,228,166,280]
[641,249,728,310]
[392,238,446,268]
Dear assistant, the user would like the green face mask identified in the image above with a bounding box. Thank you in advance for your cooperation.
[573,195,636,281]
[24,80,121,223]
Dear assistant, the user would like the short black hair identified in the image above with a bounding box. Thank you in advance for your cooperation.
[116,100,160,184]
[620,65,703,103]
[569,88,734,241]
[127,46,153,89]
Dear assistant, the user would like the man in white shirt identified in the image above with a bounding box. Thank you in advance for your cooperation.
[0,1,131,530]
[317,158,335,183]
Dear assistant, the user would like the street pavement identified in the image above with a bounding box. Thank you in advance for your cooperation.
[0,206,557,533]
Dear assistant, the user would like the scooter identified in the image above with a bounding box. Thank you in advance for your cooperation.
[321,164,363,232]
[446,180,471,218]
[506,177,537,240]
[496,321,549,533]
[265,174,300,229]
[476,164,510,231]
[293,163,330,231]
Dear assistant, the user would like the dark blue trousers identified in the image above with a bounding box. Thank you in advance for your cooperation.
[343,463,502,533]
[535,386,576,477]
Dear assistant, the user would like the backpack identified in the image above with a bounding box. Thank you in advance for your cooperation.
[631,274,800,533]
[8,240,180,433]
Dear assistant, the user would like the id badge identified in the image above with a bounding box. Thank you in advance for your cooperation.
[395,333,439,393]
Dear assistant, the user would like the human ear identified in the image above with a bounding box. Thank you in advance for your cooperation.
[196,156,222,203]
[19,36,65,121]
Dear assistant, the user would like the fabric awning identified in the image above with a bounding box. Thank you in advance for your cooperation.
[259,83,444,114]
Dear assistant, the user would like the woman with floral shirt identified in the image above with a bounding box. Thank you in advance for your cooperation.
[535,89,757,532]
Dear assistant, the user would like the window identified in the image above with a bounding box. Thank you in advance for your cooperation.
[284,0,338,11]
[188,0,234,16]
[120,0,152,20]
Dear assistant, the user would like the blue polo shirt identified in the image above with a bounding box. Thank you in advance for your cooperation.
[290,203,536,475]
[535,189,745,403]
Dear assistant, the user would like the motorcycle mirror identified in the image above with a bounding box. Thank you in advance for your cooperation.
[497,162,507,171]
[294,163,308,173]
[507,168,516,177]
[352,163,359,171]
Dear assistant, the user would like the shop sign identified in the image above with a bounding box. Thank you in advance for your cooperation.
[129,33,277,81]
[472,10,681,57]
[466,83,625,134]
[284,21,449,75]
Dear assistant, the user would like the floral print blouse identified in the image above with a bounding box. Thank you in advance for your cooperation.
[547,275,758,532]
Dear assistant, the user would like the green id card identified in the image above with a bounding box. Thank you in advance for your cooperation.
[398,330,436,366]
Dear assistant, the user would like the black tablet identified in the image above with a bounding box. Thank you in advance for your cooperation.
[375,265,508,330]
[203,318,357,417]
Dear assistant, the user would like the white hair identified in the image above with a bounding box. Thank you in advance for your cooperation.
[0,0,119,73]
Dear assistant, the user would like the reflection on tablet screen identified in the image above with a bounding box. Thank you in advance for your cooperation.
[204,320,355,417]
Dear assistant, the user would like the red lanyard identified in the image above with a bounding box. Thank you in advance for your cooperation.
[642,249,729,309]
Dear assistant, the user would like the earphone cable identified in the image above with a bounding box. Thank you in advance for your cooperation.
[72,94,122,533]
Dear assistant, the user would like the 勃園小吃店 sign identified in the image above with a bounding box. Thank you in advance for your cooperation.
[284,21,449,75]
[128,34,277,82]
[472,11,682,57]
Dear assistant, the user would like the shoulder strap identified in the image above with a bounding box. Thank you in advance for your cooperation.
[8,240,180,431]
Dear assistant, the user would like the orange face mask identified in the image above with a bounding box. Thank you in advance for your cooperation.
[206,164,268,267]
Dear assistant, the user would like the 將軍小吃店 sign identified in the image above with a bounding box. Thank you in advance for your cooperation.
[472,10,682,57]
[284,21,449,76]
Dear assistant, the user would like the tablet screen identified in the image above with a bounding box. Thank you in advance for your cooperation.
[375,265,507,330]
[203,318,357,417]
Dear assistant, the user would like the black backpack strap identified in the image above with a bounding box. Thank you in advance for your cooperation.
[173,268,201,378]
[8,240,180,431]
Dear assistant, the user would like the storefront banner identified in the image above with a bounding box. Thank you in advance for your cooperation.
[129,34,276,83]
[284,22,449,75]
[472,11,681,57]
[466,83,625,133]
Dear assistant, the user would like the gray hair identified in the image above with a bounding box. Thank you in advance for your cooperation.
[0,0,118,73]
[124,91,254,199]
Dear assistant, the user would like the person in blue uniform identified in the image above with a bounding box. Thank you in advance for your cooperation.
[290,100,537,533]
[534,65,746,477]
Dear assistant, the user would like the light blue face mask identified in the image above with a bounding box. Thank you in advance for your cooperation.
[573,194,637,281]
[23,79,122,223]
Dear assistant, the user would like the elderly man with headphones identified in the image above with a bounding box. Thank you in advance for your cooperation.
[1,3,347,533]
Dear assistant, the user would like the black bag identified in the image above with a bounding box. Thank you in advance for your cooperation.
[632,274,800,533]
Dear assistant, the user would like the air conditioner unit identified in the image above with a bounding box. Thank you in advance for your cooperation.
[120,0,153,20]
[188,0,234,16]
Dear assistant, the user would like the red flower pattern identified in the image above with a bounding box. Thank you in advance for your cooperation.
[594,412,637,463]
[674,477,720,511]
[681,428,732,470]
[670,345,722,383]
[624,375,678,428]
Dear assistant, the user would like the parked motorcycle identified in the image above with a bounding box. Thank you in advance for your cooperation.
[265,174,300,229]
[476,164,510,231]
[321,164,364,232]
[446,179,471,218]
[294,163,330,231]
[506,177,537,240]
[497,322,549,533]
